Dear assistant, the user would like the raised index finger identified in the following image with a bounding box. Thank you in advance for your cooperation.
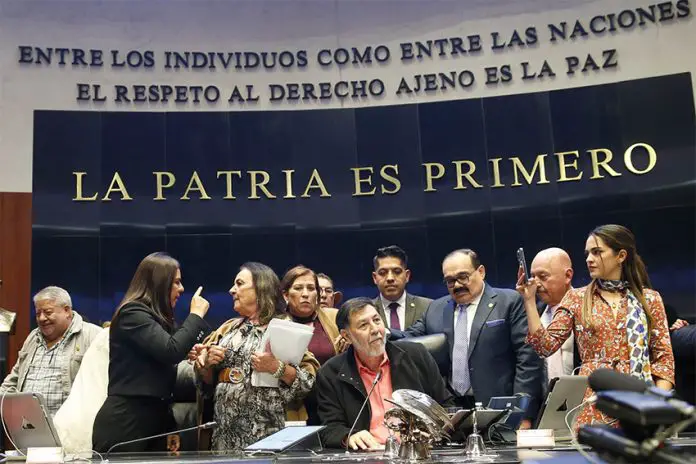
[193,286,203,298]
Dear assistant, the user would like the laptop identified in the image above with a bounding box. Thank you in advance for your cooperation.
[1,392,62,452]
[244,425,325,452]
[534,375,588,441]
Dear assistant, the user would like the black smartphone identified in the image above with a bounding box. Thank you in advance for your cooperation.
[517,247,529,283]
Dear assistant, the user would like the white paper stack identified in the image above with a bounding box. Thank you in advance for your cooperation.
[252,318,315,388]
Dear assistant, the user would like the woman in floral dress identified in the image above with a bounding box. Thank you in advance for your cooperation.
[517,224,674,428]
[194,262,319,451]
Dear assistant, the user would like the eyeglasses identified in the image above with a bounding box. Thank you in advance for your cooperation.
[443,269,479,287]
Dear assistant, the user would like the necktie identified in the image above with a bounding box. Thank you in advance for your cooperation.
[388,302,400,330]
[452,304,470,395]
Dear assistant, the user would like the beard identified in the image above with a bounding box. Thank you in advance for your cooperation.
[354,335,386,357]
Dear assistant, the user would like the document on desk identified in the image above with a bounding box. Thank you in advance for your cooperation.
[252,318,315,387]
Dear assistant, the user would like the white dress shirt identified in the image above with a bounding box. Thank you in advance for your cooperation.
[380,291,407,330]
[541,303,575,379]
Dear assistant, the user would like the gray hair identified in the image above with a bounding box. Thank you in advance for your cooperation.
[33,286,72,308]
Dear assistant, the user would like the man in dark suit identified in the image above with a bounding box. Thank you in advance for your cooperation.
[371,245,432,331]
[391,248,543,419]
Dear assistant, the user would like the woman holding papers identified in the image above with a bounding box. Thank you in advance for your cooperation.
[194,262,319,451]
[280,265,342,424]
[281,265,341,365]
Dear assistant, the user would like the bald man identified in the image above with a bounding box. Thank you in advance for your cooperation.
[530,248,576,380]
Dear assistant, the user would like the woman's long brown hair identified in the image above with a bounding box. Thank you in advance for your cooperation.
[241,262,284,326]
[112,252,180,329]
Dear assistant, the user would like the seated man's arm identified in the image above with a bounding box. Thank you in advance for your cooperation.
[316,368,352,448]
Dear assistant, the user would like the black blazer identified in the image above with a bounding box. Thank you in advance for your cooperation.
[107,302,210,399]
[391,284,544,418]
[316,341,453,449]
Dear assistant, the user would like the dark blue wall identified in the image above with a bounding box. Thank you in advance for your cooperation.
[31,73,696,327]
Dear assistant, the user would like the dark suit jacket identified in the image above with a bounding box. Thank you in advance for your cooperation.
[107,302,210,399]
[392,284,543,418]
[316,341,453,448]
[373,292,432,330]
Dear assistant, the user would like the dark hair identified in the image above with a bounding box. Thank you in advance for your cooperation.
[582,224,653,331]
[373,245,408,270]
[336,297,375,330]
[281,265,320,307]
[316,273,333,286]
[241,262,284,326]
[443,248,481,268]
[113,252,180,329]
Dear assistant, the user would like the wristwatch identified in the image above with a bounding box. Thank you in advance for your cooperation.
[272,360,287,379]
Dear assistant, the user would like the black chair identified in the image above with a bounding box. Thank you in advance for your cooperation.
[172,361,200,451]
[394,333,449,377]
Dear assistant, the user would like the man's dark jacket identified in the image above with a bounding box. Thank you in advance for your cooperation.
[316,340,453,449]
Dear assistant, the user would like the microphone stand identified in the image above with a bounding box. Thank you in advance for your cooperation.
[105,421,216,458]
[345,370,382,453]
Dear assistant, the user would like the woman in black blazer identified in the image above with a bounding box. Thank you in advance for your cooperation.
[93,252,211,453]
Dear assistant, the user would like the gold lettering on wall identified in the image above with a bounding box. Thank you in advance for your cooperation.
[452,161,483,190]
[248,171,276,199]
[302,169,331,198]
[422,163,445,192]
[351,167,376,196]
[72,172,98,201]
[282,170,297,199]
[488,158,505,188]
[624,143,657,175]
[153,171,176,200]
[510,155,550,186]
[380,165,401,194]
[555,151,583,182]
[589,148,621,179]
[102,172,132,201]
[180,171,212,200]
[217,171,242,200]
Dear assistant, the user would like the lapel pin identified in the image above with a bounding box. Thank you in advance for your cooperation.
[488,303,494,308]
[410,303,415,307]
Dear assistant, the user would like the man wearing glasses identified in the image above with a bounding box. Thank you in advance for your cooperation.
[391,249,543,418]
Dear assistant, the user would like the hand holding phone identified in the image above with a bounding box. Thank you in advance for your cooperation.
[517,248,529,283]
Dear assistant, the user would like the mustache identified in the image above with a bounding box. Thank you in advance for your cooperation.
[454,286,469,295]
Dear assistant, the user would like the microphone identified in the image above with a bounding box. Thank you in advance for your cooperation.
[105,421,216,457]
[344,370,383,452]
[589,369,694,417]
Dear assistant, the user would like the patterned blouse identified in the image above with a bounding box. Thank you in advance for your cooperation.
[202,319,317,451]
[526,286,675,428]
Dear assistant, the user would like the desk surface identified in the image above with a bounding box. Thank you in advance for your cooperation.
[100,440,696,464]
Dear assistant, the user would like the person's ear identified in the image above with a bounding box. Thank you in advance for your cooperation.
[617,249,628,264]
[333,291,343,307]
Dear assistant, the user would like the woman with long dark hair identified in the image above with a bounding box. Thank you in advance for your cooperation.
[517,224,674,428]
[93,252,210,452]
